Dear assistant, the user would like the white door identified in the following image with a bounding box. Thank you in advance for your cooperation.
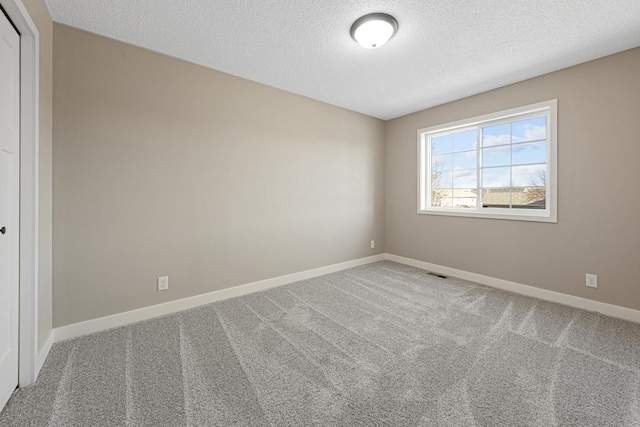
[0,9,20,412]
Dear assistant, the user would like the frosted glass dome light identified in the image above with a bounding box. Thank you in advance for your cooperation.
[350,13,398,49]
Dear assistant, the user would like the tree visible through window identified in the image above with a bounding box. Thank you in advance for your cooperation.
[418,100,557,222]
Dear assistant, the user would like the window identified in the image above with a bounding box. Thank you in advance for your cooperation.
[418,100,557,222]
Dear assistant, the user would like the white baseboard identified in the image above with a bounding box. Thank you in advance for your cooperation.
[54,254,386,342]
[52,252,639,343]
[386,253,640,324]
[36,330,54,378]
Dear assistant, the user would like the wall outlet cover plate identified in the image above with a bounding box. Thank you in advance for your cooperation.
[158,276,169,291]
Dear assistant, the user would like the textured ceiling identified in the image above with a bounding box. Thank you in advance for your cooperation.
[45,0,640,120]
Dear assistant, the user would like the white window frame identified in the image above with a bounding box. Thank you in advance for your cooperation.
[418,100,557,223]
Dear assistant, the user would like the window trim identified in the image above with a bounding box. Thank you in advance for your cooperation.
[417,100,558,223]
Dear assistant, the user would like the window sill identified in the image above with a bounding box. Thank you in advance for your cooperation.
[417,208,557,223]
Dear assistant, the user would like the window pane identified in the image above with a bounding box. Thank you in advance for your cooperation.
[513,187,546,209]
[482,123,510,147]
[453,169,477,188]
[432,153,453,172]
[453,129,477,152]
[432,170,452,188]
[440,198,453,207]
[452,188,478,197]
[482,145,510,167]
[512,164,546,187]
[431,134,453,154]
[432,188,452,207]
[451,189,478,209]
[451,198,476,209]
[482,166,510,188]
[482,188,511,208]
[453,151,477,170]
[512,141,546,165]
[512,116,546,143]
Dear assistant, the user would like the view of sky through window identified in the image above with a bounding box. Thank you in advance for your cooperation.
[430,116,547,210]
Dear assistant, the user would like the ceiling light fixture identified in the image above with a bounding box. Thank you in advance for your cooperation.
[350,13,398,49]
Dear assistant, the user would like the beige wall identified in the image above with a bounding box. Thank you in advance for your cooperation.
[52,22,640,327]
[385,47,640,311]
[52,24,385,327]
[21,0,53,352]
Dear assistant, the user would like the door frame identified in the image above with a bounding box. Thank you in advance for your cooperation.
[0,0,40,387]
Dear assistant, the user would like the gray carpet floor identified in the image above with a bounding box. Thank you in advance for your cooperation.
[1,261,639,426]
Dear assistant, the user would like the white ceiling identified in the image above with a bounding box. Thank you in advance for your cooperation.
[45,0,640,120]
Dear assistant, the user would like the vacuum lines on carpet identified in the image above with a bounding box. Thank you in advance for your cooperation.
[1,261,638,426]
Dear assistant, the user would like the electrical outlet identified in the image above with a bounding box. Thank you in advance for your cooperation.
[586,274,597,288]
[370,240,375,249]
[158,276,169,291]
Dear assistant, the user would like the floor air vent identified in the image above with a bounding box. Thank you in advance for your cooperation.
[427,272,448,279]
